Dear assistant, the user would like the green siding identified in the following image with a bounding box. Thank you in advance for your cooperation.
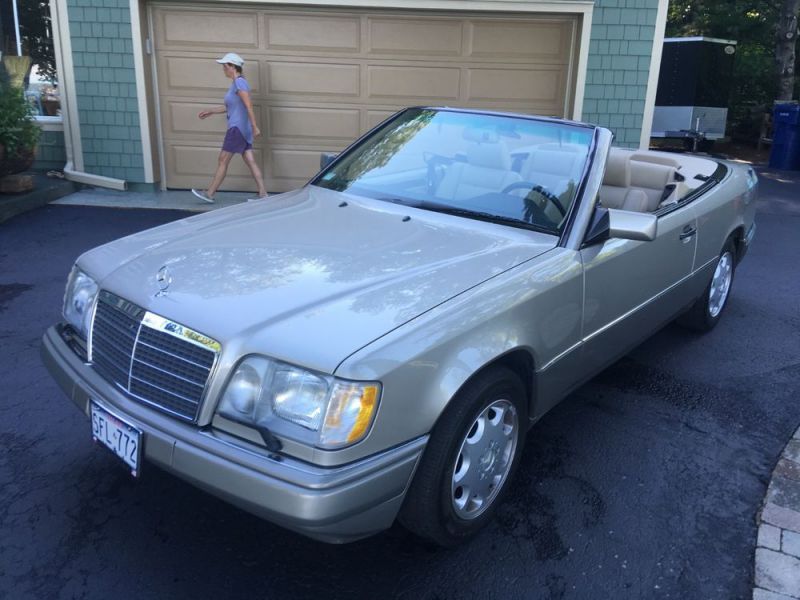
[68,0,144,182]
[33,130,67,172]
[582,0,659,147]
[62,0,661,178]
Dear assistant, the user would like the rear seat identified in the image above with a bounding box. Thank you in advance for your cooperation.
[600,149,679,212]
[629,160,678,208]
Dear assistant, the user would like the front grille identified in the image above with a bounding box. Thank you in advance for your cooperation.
[90,290,218,421]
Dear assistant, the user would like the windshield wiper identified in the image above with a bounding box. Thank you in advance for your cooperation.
[375,196,419,207]
[317,174,352,192]
[417,203,554,234]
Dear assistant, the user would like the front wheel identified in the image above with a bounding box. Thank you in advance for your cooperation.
[399,367,527,547]
[678,238,736,332]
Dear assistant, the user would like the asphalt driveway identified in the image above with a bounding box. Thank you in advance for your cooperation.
[0,169,798,599]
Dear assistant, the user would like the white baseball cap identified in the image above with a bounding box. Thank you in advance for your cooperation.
[216,52,244,67]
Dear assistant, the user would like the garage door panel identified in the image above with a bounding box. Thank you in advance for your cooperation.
[268,107,360,142]
[271,149,325,183]
[467,68,563,104]
[267,15,360,52]
[167,144,262,190]
[268,62,360,97]
[153,5,578,192]
[368,66,461,100]
[469,20,571,60]
[166,100,264,136]
[367,18,463,56]
[168,102,226,136]
[160,56,262,94]
[156,10,260,50]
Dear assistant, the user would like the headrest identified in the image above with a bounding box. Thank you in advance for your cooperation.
[466,140,511,170]
[528,150,578,176]
[463,127,499,143]
[630,152,680,169]
[537,143,585,154]
[603,149,631,187]
[631,161,675,190]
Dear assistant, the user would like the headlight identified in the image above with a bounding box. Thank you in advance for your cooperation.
[63,267,99,339]
[217,356,380,449]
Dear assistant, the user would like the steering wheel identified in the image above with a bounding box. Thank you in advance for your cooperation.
[501,181,567,217]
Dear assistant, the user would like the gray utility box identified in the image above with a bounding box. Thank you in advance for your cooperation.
[652,37,736,140]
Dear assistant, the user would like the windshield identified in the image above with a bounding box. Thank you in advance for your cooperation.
[313,108,595,235]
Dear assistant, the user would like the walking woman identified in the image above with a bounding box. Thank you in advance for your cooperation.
[192,52,268,203]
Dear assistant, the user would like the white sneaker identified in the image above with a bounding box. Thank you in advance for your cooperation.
[191,189,214,203]
[247,194,269,202]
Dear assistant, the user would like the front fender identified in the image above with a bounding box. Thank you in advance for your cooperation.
[329,247,583,464]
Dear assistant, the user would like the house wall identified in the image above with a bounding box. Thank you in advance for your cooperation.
[583,0,659,147]
[33,130,67,172]
[62,0,663,184]
[66,0,145,181]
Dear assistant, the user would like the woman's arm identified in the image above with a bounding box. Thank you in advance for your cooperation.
[237,89,261,139]
[198,105,226,119]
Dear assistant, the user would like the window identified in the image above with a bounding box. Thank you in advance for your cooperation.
[1,0,61,119]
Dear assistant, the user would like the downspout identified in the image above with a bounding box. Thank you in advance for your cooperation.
[50,0,128,191]
[63,162,127,190]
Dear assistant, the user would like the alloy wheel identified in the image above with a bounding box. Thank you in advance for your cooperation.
[451,399,519,520]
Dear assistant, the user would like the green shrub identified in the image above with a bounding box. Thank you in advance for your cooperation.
[0,80,41,158]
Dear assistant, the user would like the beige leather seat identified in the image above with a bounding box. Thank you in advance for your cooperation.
[630,161,677,208]
[516,148,581,222]
[600,148,677,212]
[520,145,582,192]
[436,129,520,201]
[599,150,650,212]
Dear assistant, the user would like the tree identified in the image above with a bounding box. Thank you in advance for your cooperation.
[667,0,779,103]
[19,0,56,82]
[776,0,800,100]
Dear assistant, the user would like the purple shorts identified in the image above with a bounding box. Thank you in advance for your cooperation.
[222,127,252,154]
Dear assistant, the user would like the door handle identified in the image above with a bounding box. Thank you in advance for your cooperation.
[679,225,696,240]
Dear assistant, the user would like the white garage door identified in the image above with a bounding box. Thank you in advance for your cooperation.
[151,4,580,192]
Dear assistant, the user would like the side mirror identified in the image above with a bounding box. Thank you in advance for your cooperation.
[608,208,657,241]
[584,207,657,246]
[320,152,338,170]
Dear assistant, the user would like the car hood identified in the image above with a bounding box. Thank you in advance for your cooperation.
[79,186,556,373]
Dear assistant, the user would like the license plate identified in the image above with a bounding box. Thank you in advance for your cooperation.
[91,403,142,477]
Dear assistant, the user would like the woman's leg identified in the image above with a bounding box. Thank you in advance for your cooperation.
[242,150,267,197]
[207,151,235,198]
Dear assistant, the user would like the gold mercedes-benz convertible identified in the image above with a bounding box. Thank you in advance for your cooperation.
[42,107,757,546]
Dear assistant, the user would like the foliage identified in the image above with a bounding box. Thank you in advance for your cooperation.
[0,78,40,157]
[666,0,784,140]
[19,0,57,82]
[2,0,56,81]
[337,110,436,183]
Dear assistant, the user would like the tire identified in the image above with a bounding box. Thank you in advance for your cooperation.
[399,367,528,547]
[678,238,736,332]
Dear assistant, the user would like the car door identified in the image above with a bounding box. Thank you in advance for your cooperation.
[579,201,698,375]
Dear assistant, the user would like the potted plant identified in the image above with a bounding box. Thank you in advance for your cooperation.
[0,72,40,178]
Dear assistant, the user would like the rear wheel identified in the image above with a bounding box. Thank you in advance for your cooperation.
[678,238,736,332]
[399,367,527,547]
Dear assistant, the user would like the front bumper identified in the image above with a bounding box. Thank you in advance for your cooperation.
[41,325,426,543]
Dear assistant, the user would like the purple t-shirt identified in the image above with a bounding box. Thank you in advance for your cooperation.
[224,77,253,144]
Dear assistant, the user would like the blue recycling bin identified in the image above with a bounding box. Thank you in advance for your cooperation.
[769,103,800,170]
